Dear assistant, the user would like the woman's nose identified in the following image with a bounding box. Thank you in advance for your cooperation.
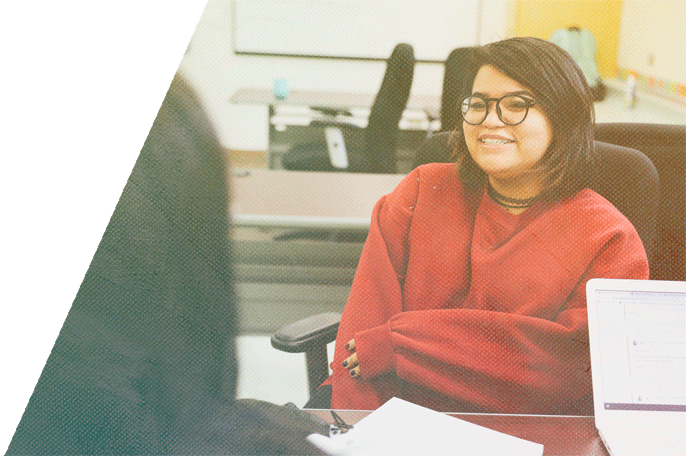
[482,104,505,127]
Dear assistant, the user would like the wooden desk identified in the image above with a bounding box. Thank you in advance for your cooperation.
[308,410,610,456]
[230,168,405,229]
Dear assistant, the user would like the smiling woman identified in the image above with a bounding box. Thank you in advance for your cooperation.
[318,37,650,415]
[454,38,596,204]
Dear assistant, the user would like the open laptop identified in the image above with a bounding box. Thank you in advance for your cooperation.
[586,279,686,456]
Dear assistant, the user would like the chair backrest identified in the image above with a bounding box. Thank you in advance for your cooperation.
[411,132,659,262]
[363,43,415,173]
[413,129,456,168]
[589,140,659,262]
[440,47,476,133]
[595,122,685,281]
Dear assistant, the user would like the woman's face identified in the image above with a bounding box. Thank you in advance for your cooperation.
[463,64,553,188]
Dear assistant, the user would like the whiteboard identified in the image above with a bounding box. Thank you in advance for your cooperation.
[233,0,481,62]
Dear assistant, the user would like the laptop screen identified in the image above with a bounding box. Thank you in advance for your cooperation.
[594,289,686,412]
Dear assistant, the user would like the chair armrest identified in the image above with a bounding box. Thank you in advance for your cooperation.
[271,312,342,353]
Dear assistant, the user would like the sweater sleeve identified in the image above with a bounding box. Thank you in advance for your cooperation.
[351,206,649,413]
[330,168,422,408]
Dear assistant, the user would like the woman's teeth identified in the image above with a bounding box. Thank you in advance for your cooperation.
[481,138,512,145]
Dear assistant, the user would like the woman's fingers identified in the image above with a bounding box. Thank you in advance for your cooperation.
[345,339,356,351]
[341,352,358,369]
[342,339,361,377]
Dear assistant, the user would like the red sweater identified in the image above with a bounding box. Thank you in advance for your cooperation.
[328,163,649,414]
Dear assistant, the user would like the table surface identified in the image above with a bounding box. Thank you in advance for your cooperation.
[229,168,406,229]
[230,87,441,118]
[307,409,610,456]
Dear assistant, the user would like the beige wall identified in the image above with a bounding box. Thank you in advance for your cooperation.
[617,1,686,83]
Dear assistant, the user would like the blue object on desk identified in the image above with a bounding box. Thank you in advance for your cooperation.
[274,78,289,100]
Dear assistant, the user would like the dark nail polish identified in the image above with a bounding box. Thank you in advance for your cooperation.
[350,370,356,377]
[342,360,348,367]
[345,344,350,350]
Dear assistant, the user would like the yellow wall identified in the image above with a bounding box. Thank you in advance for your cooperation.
[511,0,623,78]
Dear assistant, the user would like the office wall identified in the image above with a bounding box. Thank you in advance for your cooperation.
[511,0,623,79]
[178,0,508,151]
[233,0,481,62]
[615,1,686,99]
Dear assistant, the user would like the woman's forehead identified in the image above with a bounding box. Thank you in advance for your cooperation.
[471,65,531,96]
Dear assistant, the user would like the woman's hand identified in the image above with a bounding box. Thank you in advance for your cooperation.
[342,339,360,378]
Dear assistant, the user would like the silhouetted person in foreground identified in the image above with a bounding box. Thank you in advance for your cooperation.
[7,74,325,455]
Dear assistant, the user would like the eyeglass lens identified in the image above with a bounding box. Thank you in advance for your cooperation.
[461,95,532,125]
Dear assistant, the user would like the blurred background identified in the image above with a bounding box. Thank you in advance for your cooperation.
[180,0,685,161]
[168,0,685,408]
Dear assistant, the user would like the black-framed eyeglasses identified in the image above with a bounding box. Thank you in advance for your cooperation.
[461,94,536,126]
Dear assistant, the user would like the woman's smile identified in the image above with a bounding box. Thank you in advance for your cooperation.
[479,134,515,147]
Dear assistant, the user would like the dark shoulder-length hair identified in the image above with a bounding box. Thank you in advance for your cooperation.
[452,37,596,199]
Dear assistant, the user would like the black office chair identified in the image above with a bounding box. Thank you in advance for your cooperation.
[595,123,685,281]
[272,131,660,402]
[282,43,415,174]
[413,47,476,168]
[438,47,476,134]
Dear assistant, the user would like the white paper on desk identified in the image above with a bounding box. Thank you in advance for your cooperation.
[307,397,543,456]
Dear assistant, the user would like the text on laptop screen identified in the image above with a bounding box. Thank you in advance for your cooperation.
[594,289,686,412]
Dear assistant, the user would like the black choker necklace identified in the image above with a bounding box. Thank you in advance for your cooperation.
[487,182,540,209]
